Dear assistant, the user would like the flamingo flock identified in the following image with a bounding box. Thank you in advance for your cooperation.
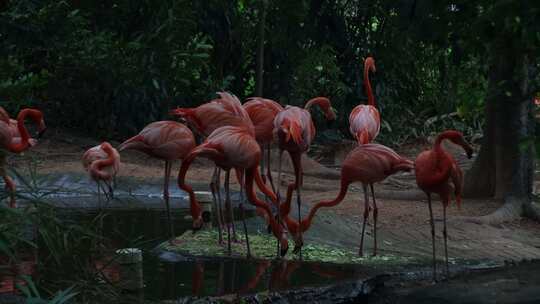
[1,56,474,281]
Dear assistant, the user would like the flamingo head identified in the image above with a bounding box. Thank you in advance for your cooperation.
[292,235,304,255]
[444,130,474,159]
[364,56,376,73]
[280,230,290,257]
[192,216,204,231]
[325,106,337,121]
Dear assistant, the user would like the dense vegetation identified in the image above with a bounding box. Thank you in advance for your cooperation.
[1,1,540,302]
[4,1,536,144]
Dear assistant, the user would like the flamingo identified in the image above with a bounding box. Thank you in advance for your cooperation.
[171,92,255,243]
[82,142,120,207]
[0,108,46,208]
[178,126,289,257]
[273,97,335,256]
[281,144,413,255]
[118,121,196,241]
[415,130,473,280]
[349,56,380,144]
[243,97,284,193]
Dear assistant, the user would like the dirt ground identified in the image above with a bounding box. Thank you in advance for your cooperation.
[6,128,540,263]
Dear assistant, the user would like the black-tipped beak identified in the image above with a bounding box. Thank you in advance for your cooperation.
[281,246,289,257]
[37,127,47,139]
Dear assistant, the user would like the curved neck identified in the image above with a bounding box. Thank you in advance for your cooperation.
[9,109,34,153]
[364,64,375,107]
[178,152,201,220]
[304,97,329,111]
[245,167,284,240]
[90,145,117,179]
[301,178,350,231]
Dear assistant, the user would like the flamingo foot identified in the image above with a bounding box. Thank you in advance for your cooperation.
[169,239,183,246]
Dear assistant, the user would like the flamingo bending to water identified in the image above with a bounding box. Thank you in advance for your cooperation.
[243,97,284,192]
[273,97,335,256]
[178,126,289,257]
[171,92,255,243]
[280,144,413,255]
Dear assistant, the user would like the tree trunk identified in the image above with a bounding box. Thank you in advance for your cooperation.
[466,38,537,223]
[255,0,267,97]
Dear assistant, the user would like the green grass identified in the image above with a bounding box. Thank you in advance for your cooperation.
[159,229,413,265]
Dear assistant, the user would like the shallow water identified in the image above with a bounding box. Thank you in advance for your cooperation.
[3,206,366,301]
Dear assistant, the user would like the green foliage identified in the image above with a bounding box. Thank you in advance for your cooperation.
[0,0,538,145]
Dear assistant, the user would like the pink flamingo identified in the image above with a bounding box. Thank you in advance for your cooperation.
[82,142,120,207]
[280,144,413,256]
[178,126,289,257]
[273,97,335,256]
[415,130,473,280]
[171,92,255,243]
[118,121,196,241]
[0,108,46,207]
[243,97,284,192]
[349,57,380,144]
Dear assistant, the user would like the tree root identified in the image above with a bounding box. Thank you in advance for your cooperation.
[459,196,524,225]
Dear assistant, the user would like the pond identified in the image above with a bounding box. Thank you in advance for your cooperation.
[2,204,370,302]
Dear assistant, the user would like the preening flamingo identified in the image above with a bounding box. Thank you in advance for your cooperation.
[178,126,289,257]
[349,56,380,144]
[273,97,335,256]
[171,92,255,243]
[415,130,473,280]
[118,121,196,241]
[82,142,120,207]
[243,97,284,192]
[0,108,46,208]
[283,144,413,255]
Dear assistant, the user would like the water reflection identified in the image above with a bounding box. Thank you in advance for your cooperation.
[0,252,37,294]
[4,208,363,301]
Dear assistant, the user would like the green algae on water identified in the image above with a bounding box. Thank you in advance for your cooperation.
[158,229,412,265]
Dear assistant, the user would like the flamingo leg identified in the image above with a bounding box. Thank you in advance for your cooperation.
[238,173,251,258]
[370,183,378,256]
[163,161,175,241]
[1,166,16,208]
[427,193,437,281]
[266,144,277,195]
[96,180,102,210]
[105,179,114,200]
[443,203,449,277]
[210,168,224,245]
[275,150,284,256]
[224,170,232,255]
[359,183,370,256]
[214,168,226,232]
[296,183,303,259]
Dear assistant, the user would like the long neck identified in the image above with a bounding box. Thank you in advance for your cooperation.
[434,132,452,155]
[304,97,329,111]
[364,64,375,106]
[301,178,350,231]
[254,166,279,206]
[9,109,33,153]
[178,152,202,221]
[245,167,284,241]
[429,134,452,182]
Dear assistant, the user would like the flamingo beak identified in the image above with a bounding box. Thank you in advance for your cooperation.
[37,120,47,139]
